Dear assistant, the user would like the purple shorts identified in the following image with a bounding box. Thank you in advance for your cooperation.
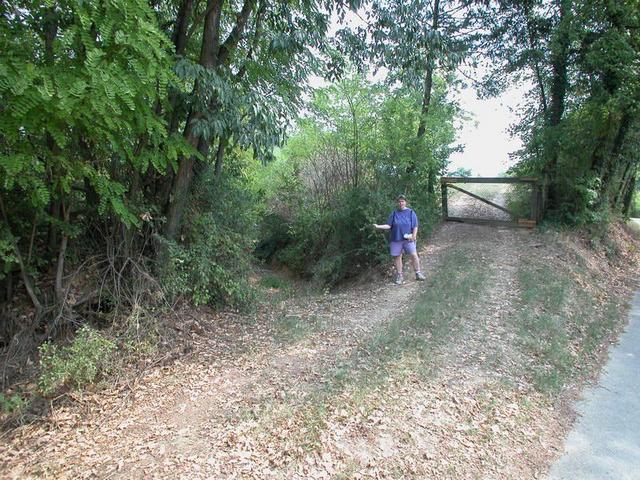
[390,240,417,256]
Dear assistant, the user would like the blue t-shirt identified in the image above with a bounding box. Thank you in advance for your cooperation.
[387,208,418,242]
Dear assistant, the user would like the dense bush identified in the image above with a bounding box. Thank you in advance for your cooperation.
[161,220,256,309]
[256,76,452,285]
[160,155,262,309]
[631,190,640,218]
[38,327,116,396]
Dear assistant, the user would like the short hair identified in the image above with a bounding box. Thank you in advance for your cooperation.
[396,194,406,200]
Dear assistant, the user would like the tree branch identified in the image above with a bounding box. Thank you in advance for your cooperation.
[216,0,257,67]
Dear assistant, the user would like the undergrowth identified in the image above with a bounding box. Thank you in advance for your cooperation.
[515,244,624,393]
[38,326,117,396]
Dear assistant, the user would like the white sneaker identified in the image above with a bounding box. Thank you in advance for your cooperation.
[415,271,426,281]
[395,274,404,285]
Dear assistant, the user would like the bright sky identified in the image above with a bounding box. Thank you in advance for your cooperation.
[448,82,527,176]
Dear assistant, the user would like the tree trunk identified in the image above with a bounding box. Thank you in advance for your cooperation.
[622,174,636,215]
[523,1,548,114]
[544,0,570,208]
[173,0,194,56]
[214,136,227,179]
[0,195,43,317]
[5,271,13,303]
[598,111,632,206]
[54,235,68,305]
[168,0,197,135]
[54,202,70,305]
[416,0,440,194]
[416,0,440,140]
[615,159,636,210]
[164,0,256,240]
[164,0,224,240]
[547,1,569,129]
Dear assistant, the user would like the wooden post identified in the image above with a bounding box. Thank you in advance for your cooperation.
[531,182,539,222]
[441,182,448,220]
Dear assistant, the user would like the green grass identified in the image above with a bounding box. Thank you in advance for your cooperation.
[247,246,493,455]
[0,393,27,415]
[274,313,325,343]
[369,248,489,366]
[310,247,491,409]
[515,255,623,393]
[259,274,292,291]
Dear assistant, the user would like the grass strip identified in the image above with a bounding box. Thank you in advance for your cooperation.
[515,256,624,393]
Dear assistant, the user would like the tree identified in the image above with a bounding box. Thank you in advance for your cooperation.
[162,0,361,239]
[482,0,640,221]
[0,0,180,317]
[338,0,478,193]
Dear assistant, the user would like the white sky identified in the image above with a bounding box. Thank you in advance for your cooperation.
[448,82,527,176]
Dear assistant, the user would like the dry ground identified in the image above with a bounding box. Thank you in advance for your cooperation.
[1,198,638,479]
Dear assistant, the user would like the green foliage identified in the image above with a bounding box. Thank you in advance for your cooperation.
[257,75,451,285]
[339,0,478,85]
[38,326,117,396]
[161,153,262,309]
[484,0,640,223]
[449,167,472,177]
[0,0,181,222]
[0,225,18,280]
[0,393,27,414]
[631,190,640,217]
[161,223,256,309]
[259,274,292,291]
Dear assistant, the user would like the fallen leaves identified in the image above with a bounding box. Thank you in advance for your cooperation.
[2,222,637,480]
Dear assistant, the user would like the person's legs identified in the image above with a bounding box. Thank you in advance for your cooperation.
[409,252,421,272]
[393,255,404,284]
[389,241,405,284]
[394,254,403,275]
[404,241,426,280]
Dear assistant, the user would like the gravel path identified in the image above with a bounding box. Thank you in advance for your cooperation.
[447,183,514,221]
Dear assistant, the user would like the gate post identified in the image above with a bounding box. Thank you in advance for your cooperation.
[441,181,448,220]
[531,182,540,223]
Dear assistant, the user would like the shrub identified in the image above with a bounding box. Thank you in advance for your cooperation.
[505,184,533,220]
[160,219,256,309]
[38,326,116,396]
[263,186,416,286]
[160,153,261,310]
[631,191,640,217]
[0,393,26,414]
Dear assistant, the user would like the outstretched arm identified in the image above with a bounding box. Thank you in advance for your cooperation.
[373,223,391,230]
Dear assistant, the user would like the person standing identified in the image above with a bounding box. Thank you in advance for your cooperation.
[373,194,426,285]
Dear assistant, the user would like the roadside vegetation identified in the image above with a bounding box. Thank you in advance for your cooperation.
[514,231,631,393]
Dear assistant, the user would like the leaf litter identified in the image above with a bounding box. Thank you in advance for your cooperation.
[1,215,638,479]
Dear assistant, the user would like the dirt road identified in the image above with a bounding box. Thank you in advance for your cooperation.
[2,202,637,479]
